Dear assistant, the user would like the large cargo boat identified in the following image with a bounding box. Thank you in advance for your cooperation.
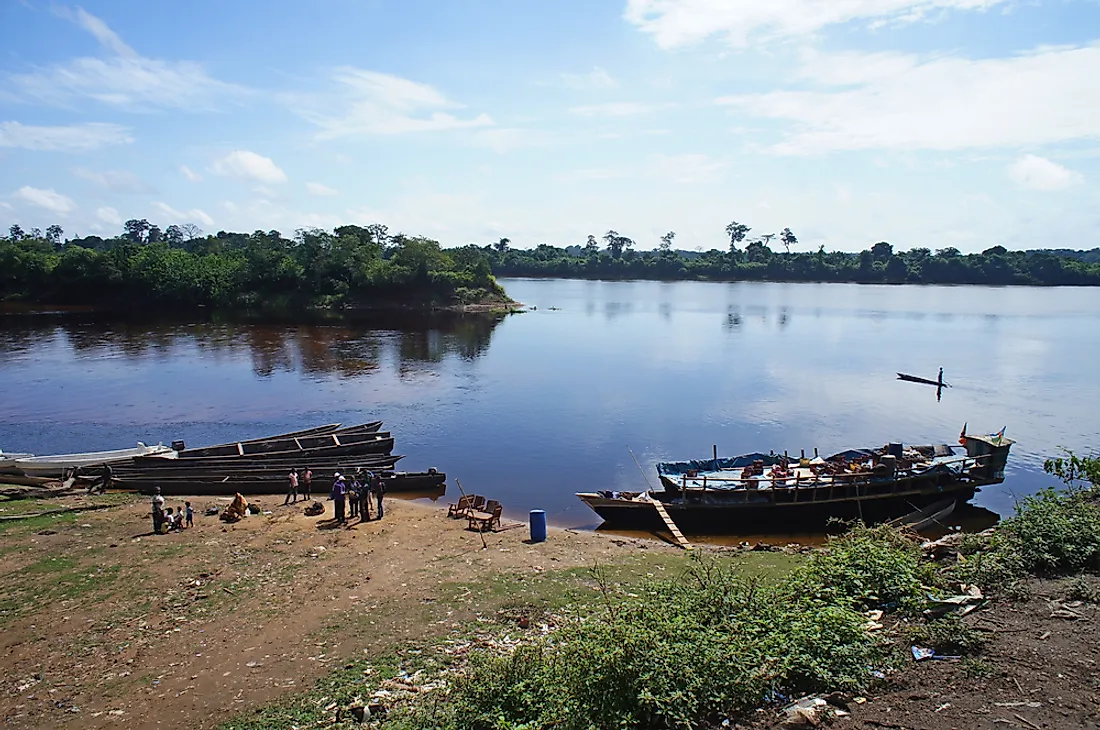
[577,429,1013,533]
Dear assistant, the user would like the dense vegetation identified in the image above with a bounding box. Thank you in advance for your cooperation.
[484,224,1100,285]
[0,221,507,310]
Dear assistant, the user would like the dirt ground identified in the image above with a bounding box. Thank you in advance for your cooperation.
[839,576,1100,730]
[0,493,683,729]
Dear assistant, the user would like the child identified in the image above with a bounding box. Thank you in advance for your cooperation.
[185,501,194,528]
[164,507,175,531]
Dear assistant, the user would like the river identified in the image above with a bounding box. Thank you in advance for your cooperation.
[1,279,1097,534]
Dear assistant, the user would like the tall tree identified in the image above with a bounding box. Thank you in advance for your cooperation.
[8,224,24,241]
[29,227,42,239]
[123,218,151,244]
[780,227,797,254]
[871,241,893,262]
[180,223,203,241]
[659,231,675,252]
[494,237,510,253]
[760,233,776,248]
[725,221,750,252]
[45,224,64,246]
[165,224,184,245]
[603,230,632,259]
[584,234,599,255]
[147,225,164,243]
[365,223,390,248]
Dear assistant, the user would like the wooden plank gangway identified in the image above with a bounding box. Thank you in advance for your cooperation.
[651,499,693,550]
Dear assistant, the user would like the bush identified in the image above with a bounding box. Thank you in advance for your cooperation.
[393,550,901,730]
[1001,488,1100,575]
[904,615,986,656]
[786,524,936,614]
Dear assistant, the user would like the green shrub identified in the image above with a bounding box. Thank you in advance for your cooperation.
[904,615,986,656]
[785,524,935,614]
[1000,488,1100,575]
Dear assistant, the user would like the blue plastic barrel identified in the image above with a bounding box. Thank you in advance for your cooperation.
[529,510,547,543]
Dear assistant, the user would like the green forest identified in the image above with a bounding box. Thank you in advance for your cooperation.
[483,224,1100,286]
[3,218,1100,312]
[0,221,507,310]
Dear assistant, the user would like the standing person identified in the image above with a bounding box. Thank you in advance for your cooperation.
[357,470,370,521]
[185,501,194,528]
[371,471,386,521]
[284,468,299,505]
[151,487,166,534]
[302,467,312,500]
[348,474,361,519]
[332,473,347,523]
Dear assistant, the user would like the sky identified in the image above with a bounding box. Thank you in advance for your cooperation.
[1,0,1098,253]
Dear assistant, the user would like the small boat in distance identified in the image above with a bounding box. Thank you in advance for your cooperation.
[897,367,950,388]
[577,427,1012,533]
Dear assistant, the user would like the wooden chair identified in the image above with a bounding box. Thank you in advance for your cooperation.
[467,500,502,532]
[447,494,476,518]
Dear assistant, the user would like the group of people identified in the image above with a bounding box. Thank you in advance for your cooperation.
[151,487,194,534]
[329,469,385,524]
[283,467,314,505]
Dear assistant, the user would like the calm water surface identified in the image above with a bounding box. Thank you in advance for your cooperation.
[1,279,1097,533]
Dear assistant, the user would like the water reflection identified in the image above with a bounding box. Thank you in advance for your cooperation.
[0,309,507,379]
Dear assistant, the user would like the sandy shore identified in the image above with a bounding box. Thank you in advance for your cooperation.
[0,493,680,729]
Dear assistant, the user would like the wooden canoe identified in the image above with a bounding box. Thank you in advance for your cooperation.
[889,498,957,531]
[896,373,949,387]
[135,435,394,466]
[118,469,446,496]
[176,421,383,458]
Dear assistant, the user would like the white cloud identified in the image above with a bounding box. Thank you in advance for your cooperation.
[558,67,617,90]
[211,150,287,183]
[718,45,1100,153]
[306,181,339,197]
[9,7,244,110]
[569,102,674,117]
[152,201,214,227]
[471,128,551,153]
[12,186,76,215]
[0,121,132,151]
[647,153,728,184]
[72,167,154,194]
[96,206,122,226]
[624,0,1010,48]
[1008,154,1083,190]
[288,68,493,138]
[179,165,202,182]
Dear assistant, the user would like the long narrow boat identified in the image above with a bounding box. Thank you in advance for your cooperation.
[888,497,956,531]
[121,468,446,496]
[109,452,404,477]
[0,451,34,471]
[897,372,949,387]
[12,443,177,478]
[175,422,383,458]
[133,434,394,466]
[577,430,1012,533]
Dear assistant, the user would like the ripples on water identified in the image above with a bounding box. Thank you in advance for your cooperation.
[1,280,1098,536]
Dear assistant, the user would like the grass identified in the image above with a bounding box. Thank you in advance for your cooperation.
[0,553,124,626]
[218,550,803,730]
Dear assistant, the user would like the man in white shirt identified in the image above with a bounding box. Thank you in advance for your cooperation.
[152,487,166,534]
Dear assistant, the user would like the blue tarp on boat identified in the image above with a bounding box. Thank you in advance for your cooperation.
[657,453,788,476]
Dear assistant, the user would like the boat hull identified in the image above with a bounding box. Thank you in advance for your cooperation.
[12,444,175,478]
[122,469,446,496]
[578,484,978,533]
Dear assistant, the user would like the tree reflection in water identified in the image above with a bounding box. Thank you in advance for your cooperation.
[0,308,508,380]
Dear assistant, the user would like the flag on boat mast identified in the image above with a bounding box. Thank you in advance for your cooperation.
[958,422,968,445]
[991,426,1007,446]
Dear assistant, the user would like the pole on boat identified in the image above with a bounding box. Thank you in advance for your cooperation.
[627,447,658,493]
[455,478,487,550]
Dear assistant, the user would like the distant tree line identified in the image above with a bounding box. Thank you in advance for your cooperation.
[0,220,507,310]
[483,221,1100,286]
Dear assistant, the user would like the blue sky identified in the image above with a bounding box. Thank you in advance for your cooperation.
[1,0,1098,253]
